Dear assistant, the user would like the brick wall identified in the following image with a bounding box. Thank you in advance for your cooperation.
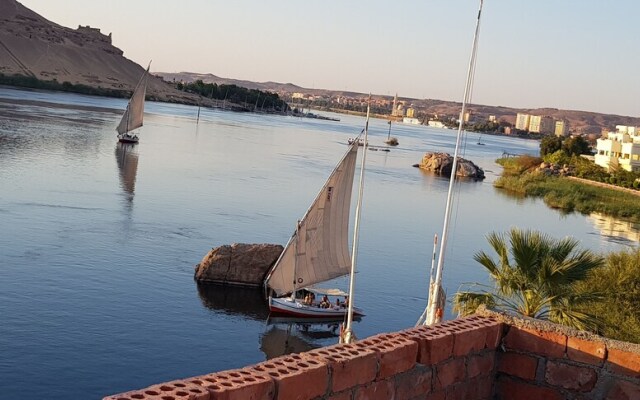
[492,311,640,400]
[104,311,640,400]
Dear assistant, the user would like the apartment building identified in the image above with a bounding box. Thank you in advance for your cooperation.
[595,125,640,172]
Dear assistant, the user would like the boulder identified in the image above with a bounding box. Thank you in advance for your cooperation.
[194,243,283,287]
[416,152,485,180]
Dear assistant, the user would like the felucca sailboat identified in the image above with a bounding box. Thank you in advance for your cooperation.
[116,63,150,144]
[264,100,372,325]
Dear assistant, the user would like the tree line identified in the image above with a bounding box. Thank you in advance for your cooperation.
[175,80,289,112]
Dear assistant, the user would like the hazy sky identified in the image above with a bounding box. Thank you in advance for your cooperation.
[19,0,640,116]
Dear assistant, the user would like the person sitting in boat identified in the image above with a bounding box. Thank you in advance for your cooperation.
[303,293,312,305]
[320,295,330,308]
[343,296,349,308]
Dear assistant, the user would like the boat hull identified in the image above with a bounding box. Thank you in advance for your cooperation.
[269,297,364,319]
[118,133,139,144]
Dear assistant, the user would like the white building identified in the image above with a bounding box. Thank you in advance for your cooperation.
[529,115,554,134]
[515,113,531,131]
[595,126,640,172]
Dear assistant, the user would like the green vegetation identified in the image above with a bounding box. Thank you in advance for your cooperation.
[0,73,129,98]
[495,152,640,222]
[495,172,640,222]
[575,249,640,343]
[455,230,640,343]
[175,80,289,112]
[453,228,604,331]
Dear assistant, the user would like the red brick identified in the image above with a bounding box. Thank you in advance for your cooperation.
[467,352,495,379]
[186,369,274,400]
[148,380,210,400]
[452,325,488,356]
[425,391,446,400]
[443,384,465,400]
[395,364,432,399]
[567,337,606,365]
[400,327,454,365]
[355,333,418,380]
[435,357,465,390]
[249,354,329,400]
[497,352,538,380]
[503,326,567,359]
[105,381,211,400]
[607,348,640,379]
[495,376,564,400]
[469,376,494,400]
[484,323,504,350]
[304,343,377,392]
[545,360,597,392]
[328,389,353,400]
[605,379,640,400]
[353,379,394,400]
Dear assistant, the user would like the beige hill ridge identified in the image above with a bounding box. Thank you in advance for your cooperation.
[0,0,195,103]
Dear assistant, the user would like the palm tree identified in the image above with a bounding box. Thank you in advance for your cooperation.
[453,228,604,331]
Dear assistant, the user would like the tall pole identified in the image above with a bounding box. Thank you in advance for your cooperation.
[423,0,484,326]
[342,94,371,344]
[387,120,392,140]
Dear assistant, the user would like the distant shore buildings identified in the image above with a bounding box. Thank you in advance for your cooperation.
[595,125,640,172]
[516,113,554,134]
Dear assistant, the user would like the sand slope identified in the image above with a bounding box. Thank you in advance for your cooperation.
[0,0,195,103]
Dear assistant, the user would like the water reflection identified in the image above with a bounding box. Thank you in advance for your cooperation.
[196,283,269,320]
[260,321,341,359]
[115,143,139,204]
[589,212,640,245]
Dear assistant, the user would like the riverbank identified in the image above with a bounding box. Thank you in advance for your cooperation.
[495,172,640,223]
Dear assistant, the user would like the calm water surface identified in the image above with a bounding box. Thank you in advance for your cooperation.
[0,87,637,399]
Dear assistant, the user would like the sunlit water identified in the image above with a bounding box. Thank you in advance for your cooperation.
[0,87,637,399]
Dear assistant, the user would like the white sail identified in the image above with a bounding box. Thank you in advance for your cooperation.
[265,142,359,297]
[116,65,149,135]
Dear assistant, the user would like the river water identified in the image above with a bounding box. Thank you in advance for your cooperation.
[0,87,637,399]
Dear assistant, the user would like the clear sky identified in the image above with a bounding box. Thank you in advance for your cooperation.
[19,0,640,117]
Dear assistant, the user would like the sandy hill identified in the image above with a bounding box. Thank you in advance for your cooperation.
[0,0,195,103]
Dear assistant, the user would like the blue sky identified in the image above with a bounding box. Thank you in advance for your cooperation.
[20,0,640,116]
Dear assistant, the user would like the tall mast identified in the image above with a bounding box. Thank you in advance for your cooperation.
[422,0,484,326]
[342,94,370,344]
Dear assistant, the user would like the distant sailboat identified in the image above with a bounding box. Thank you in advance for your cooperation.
[384,120,399,146]
[116,63,150,143]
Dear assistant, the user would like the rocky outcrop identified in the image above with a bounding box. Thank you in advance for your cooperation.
[194,243,283,287]
[415,152,485,180]
[536,162,574,176]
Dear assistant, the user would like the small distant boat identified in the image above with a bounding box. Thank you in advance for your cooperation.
[384,120,399,146]
[348,137,367,146]
[477,135,485,145]
[116,63,150,144]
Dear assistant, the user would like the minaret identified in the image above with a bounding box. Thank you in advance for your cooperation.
[392,93,398,116]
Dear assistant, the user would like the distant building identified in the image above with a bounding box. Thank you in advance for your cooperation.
[515,113,531,131]
[488,115,496,122]
[406,107,416,118]
[529,115,554,134]
[403,117,420,125]
[595,126,640,172]
[292,93,305,99]
[555,120,569,137]
[464,112,471,123]
[428,120,446,129]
